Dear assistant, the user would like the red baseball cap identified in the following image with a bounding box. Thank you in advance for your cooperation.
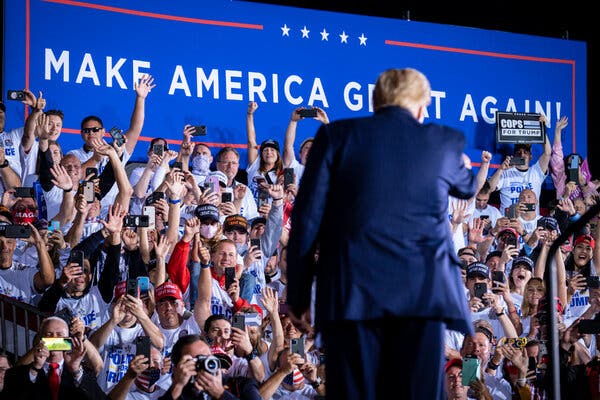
[574,234,595,250]
[444,358,462,372]
[155,281,183,302]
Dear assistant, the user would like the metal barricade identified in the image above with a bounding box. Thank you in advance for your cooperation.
[0,294,51,358]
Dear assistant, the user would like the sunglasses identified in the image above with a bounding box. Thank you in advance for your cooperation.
[81,127,103,133]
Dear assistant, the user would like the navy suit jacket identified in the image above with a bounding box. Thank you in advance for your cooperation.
[0,363,106,400]
[287,106,478,334]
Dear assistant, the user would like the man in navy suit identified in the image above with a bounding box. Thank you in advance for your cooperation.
[0,316,106,400]
[286,67,478,399]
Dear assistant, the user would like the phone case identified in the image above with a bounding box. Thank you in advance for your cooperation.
[225,267,236,289]
[142,206,156,229]
[461,357,481,386]
[232,314,245,330]
[127,278,139,297]
[135,336,151,358]
[83,181,95,203]
[290,337,305,357]
[137,276,150,298]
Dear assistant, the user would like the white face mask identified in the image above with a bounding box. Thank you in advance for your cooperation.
[192,154,211,175]
[200,224,218,239]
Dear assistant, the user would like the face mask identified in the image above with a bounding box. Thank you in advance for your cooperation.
[135,367,161,390]
[191,154,211,175]
[283,368,304,386]
[235,243,248,255]
[200,224,218,239]
[13,210,37,225]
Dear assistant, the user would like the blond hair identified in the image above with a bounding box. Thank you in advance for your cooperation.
[372,68,431,112]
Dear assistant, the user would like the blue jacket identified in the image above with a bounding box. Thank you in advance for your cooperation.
[287,106,478,334]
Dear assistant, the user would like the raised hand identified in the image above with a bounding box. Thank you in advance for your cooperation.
[134,74,156,99]
[50,164,74,191]
[100,203,127,235]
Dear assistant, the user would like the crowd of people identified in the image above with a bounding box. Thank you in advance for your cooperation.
[0,73,598,399]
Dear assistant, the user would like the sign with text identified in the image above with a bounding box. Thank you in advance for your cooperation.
[2,1,587,170]
[495,112,546,144]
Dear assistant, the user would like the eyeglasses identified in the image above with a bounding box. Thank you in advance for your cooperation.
[218,161,239,166]
[81,127,103,134]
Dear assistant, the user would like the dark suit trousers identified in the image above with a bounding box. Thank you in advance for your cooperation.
[323,317,446,400]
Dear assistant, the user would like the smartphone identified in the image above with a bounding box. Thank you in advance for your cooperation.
[0,225,31,238]
[232,314,245,330]
[171,161,183,170]
[14,186,35,198]
[577,319,600,334]
[137,276,150,298]
[528,356,538,372]
[588,276,600,289]
[509,156,526,166]
[290,337,306,357]
[204,175,220,194]
[109,126,125,147]
[85,167,98,180]
[250,238,261,250]
[146,191,165,205]
[142,206,156,230]
[134,336,151,359]
[505,204,517,219]
[42,337,73,351]
[523,203,536,211]
[152,143,164,156]
[225,267,236,290]
[461,356,481,386]
[69,250,85,275]
[7,90,26,101]
[192,125,207,136]
[283,168,294,187]
[479,215,489,220]
[474,282,487,299]
[297,108,317,118]
[221,192,232,203]
[126,278,139,297]
[123,215,150,228]
[54,307,74,326]
[568,168,580,183]
[501,337,527,349]
[258,191,270,208]
[82,181,95,203]
[491,271,505,284]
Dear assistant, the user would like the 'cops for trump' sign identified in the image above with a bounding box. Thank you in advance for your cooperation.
[495,112,546,144]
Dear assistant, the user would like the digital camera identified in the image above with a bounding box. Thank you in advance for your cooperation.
[195,355,220,375]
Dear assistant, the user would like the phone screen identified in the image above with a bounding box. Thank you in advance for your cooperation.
[42,337,73,351]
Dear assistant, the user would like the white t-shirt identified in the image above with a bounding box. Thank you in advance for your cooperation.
[495,162,546,216]
[56,286,109,333]
[97,323,147,393]
[0,261,38,304]
[1,127,24,178]
[469,204,503,230]
[246,158,278,204]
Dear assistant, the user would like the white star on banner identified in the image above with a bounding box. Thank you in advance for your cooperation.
[281,24,290,36]
[301,26,310,38]
[358,33,368,46]
[320,28,329,41]
[339,31,348,43]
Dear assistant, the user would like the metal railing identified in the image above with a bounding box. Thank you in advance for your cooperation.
[0,294,51,358]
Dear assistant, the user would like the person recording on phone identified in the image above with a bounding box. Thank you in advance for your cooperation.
[286,67,478,399]
[486,119,552,217]
[282,106,330,187]
[0,316,106,400]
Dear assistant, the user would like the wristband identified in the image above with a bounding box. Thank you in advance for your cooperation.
[63,187,73,193]
[496,311,505,317]
[200,262,211,269]
[0,160,9,169]
[311,377,323,389]
[168,198,181,204]
[245,349,258,362]
[487,360,499,370]
[272,197,283,201]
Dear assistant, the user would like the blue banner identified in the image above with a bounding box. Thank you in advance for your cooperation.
[3,0,587,172]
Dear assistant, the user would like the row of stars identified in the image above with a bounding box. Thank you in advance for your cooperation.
[280,24,368,45]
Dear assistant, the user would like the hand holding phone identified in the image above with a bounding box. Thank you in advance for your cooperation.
[297,108,317,118]
[232,314,245,330]
[7,90,26,101]
[225,267,236,289]
[461,356,481,386]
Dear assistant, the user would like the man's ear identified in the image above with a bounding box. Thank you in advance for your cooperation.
[416,104,427,124]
